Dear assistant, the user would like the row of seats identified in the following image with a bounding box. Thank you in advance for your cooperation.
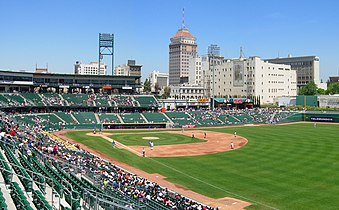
[0,183,7,210]
[9,182,34,210]
[0,93,160,108]
[1,144,32,192]
[32,190,53,210]
[14,109,296,129]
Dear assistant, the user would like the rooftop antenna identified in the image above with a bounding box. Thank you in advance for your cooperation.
[182,8,185,29]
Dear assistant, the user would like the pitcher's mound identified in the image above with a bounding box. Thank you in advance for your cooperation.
[142,137,159,140]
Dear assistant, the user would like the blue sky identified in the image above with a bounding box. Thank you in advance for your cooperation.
[1,0,338,82]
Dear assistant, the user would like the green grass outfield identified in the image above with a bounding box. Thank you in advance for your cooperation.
[109,133,206,146]
[65,123,339,209]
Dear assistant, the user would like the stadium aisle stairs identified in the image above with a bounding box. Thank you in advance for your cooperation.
[37,93,48,106]
[116,114,124,123]
[69,113,79,124]
[1,143,70,210]
[132,96,141,107]
[140,113,149,123]
[0,150,16,209]
[163,112,174,124]
[59,94,69,106]
[0,148,37,209]
[54,114,66,124]
[94,113,101,124]
[110,99,117,107]
[185,112,196,124]
[31,157,72,210]
[18,94,28,104]
[231,115,241,122]
[270,112,277,122]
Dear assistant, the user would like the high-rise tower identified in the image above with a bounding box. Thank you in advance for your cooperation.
[169,9,197,85]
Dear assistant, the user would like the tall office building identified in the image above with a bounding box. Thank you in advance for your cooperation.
[149,71,169,92]
[74,61,107,75]
[169,22,197,85]
[204,56,297,104]
[114,60,142,76]
[265,55,320,88]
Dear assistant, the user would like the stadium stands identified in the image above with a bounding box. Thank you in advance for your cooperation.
[21,93,45,106]
[111,95,136,107]
[120,113,146,123]
[165,112,195,127]
[134,95,159,108]
[142,112,169,123]
[189,111,224,127]
[54,112,76,124]
[0,113,220,209]
[63,94,94,107]
[97,113,121,123]
[72,112,97,124]
[41,93,66,106]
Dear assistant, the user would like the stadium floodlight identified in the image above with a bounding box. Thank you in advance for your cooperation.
[99,33,114,76]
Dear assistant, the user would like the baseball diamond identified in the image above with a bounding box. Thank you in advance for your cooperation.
[58,122,339,209]
[0,92,339,210]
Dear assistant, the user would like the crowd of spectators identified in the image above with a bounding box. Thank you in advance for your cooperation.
[41,94,66,106]
[110,95,136,107]
[0,112,218,210]
[187,108,295,126]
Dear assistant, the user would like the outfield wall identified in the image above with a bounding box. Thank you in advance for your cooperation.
[280,112,339,123]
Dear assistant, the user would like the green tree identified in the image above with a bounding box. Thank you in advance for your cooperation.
[162,86,171,99]
[143,79,151,92]
[316,88,326,95]
[326,82,339,95]
[299,81,317,95]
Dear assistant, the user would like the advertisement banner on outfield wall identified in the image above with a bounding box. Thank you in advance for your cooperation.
[310,116,334,122]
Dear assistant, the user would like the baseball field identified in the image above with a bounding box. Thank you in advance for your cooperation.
[60,123,339,209]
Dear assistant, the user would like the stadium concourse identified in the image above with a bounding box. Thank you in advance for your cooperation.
[0,92,299,210]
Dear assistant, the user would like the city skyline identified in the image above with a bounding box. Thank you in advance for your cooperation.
[1,0,338,82]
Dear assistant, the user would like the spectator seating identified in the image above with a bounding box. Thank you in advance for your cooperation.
[165,112,194,127]
[41,93,66,106]
[189,111,223,127]
[134,95,159,108]
[2,94,27,107]
[110,95,136,107]
[120,113,146,123]
[9,182,34,210]
[21,93,45,106]
[54,112,76,124]
[234,113,253,123]
[97,113,121,123]
[92,94,111,107]
[218,114,240,125]
[63,94,94,107]
[142,112,169,123]
[0,187,7,210]
[72,112,97,124]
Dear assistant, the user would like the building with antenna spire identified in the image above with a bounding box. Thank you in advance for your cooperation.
[169,9,197,85]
